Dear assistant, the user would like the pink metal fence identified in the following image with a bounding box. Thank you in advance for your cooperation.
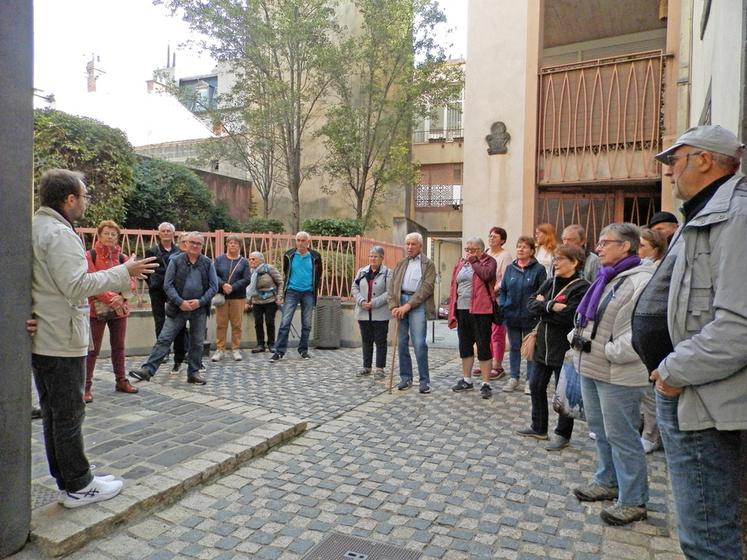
[76,229,404,306]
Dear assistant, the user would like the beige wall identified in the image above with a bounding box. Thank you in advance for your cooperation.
[542,29,667,66]
[463,0,542,248]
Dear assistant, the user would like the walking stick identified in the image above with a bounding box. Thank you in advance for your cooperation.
[388,319,400,394]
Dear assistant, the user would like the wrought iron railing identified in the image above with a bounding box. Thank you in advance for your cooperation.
[76,229,404,306]
[414,184,462,209]
[412,128,464,144]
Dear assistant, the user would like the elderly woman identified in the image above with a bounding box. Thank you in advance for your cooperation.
[246,251,283,353]
[516,245,589,447]
[638,228,667,264]
[351,246,392,377]
[84,220,138,402]
[448,237,498,399]
[486,226,512,379]
[211,235,251,362]
[499,236,547,393]
[571,223,655,526]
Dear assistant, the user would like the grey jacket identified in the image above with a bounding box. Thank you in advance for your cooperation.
[351,265,392,322]
[658,173,747,431]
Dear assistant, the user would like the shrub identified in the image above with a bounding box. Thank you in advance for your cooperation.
[301,218,363,237]
[241,217,285,233]
[208,201,241,231]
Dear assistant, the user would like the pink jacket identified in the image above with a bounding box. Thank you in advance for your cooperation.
[448,253,497,326]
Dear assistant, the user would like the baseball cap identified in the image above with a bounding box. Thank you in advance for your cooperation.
[648,211,679,228]
[655,125,745,164]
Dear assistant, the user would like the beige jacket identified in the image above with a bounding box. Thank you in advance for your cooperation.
[387,253,436,320]
[32,207,131,357]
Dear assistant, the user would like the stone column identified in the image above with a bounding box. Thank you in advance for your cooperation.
[0,0,33,557]
[463,0,543,246]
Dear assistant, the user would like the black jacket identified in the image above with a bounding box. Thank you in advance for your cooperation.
[145,242,181,292]
[282,248,323,299]
[527,274,589,367]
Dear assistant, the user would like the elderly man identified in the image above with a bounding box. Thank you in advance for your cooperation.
[647,211,679,241]
[32,169,156,508]
[130,232,218,385]
[388,232,436,393]
[633,125,746,559]
[145,222,186,373]
[560,224,600,282]
[269,231,323,362]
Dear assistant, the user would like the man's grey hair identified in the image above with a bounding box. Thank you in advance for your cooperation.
[465,236,485,250]
[158,222,175,232]
[249,251,265,262]
[599,222,640,254]
[295,231,311,241]
[563,224,586,242]
[405,232,423,245]
[709,152,742,173]
[187,231,204,244]
[369,245,385,257]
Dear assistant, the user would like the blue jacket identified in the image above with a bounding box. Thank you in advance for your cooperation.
[164,253,219,314]
[214,254,251,299]
[499,258,546,329]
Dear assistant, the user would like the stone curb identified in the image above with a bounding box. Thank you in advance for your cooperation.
[29,417,307,557]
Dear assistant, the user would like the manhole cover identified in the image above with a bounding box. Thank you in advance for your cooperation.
[302,532,422,560]
[31,483,59,509]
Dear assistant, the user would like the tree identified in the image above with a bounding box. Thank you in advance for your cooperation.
[320,0,462,229]
[33,109,135,226]
[157,0,342,231]
[124,158,214,230]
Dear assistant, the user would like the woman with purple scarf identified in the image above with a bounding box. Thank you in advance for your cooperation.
[569,223,655,527]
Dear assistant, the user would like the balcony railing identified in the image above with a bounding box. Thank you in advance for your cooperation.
[75,229,404,305]
[415,184,462,209]
[412,128,464,144]
[537,50,665,185]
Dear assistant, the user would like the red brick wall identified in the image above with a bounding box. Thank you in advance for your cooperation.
[192,169,254,222]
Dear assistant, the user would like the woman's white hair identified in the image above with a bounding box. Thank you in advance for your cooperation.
[249,251,265,262]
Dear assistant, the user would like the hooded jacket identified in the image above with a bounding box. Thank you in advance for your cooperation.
[499,258,546,329]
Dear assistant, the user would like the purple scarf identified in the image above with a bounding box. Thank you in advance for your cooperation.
[576,254,641,326]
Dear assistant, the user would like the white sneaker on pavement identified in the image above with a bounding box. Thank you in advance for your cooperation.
[524,383,531,395]
[503,378,519,392]
[232,350,243,361]
[62,476,123,509]
[211,351,223,362]
[57,474,117,504]
[641,437,658,454]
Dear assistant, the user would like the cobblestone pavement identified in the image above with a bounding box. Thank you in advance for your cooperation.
[19,348,685,559]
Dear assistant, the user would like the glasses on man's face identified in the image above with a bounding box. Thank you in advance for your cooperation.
[79,193,92,201]
[662,151,703,167]
[465,247,479,253]
[188,240,203,246]
[596,239,624,249]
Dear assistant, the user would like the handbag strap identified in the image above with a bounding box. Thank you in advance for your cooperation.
[552,277,583,300]
[226,256,243,284]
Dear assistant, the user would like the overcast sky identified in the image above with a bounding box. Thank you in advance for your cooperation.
[34,0,466,104]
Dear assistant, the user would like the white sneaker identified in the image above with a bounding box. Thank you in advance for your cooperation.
[57,474,116,504]
[502,378,519,392]
[524,383,532,395]
[641,437,658,454]
[211,351,223,362]
[232,350,243,361]
[62,476,123,509]
[589,431,597,440]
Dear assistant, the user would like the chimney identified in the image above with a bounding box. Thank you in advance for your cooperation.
[86,54,104,93]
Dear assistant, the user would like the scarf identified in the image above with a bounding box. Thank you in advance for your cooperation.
[576,254,640,326]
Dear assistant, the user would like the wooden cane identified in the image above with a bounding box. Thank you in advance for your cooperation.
[388,318,400,394]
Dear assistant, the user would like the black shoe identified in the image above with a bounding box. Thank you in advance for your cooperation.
[187,374,207,385]
[128,368,152,382]
[480,384,492,399]
[299,351,311,359]
[31,407,42,420]
[452,379,474,392]
[419,383,431,394]
[514,427,548,440]
[269,352,284,362]
[251,346,266,354]
[171,362,182,373]
[397,379,413,391]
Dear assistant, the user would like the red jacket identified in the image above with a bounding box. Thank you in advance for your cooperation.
[448,252,497,327]
[86,240,135,319]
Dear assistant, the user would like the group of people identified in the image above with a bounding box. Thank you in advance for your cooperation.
[28,124,746,560]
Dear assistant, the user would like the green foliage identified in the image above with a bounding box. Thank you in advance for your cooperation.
[208,201,241,231]
[301,218,363,237]
[125,158,214,230]
[33,109,135,226]
[241,217,285,234]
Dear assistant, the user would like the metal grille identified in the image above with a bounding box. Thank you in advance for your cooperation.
[414,184,462,209]
[303,533,421,560]
[32,483,59,509]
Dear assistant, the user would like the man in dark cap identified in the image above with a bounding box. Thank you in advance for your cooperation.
[632,125,745,559]
[646,211,679,241]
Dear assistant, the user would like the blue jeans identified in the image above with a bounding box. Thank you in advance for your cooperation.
[32,354,94,492]
[274,289,315,354]
[143,308,207,377]
[580,376,648,506]
[656,392,743,559]
[507,326,535,382]
[397,294,429,384]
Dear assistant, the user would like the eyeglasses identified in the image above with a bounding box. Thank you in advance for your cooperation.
[662,151,703,167]
[596,239,624,249]
[465,247,479,253]
[188,240,203,246]
[79,193,92,201]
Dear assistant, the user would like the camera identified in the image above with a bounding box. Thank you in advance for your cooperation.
[571,333,592,353]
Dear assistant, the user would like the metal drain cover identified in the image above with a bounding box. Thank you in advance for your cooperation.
[31,483,59,509]
[302,533,421,560]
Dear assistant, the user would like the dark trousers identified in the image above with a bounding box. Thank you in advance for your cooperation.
[150,289,187,363]
[252,301,278,347]
[529,362,574,439]
[32,354,94,492]
[359,320,389,368]
[86,316,127,390]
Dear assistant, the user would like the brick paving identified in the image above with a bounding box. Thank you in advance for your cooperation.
[16,347,685,559]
